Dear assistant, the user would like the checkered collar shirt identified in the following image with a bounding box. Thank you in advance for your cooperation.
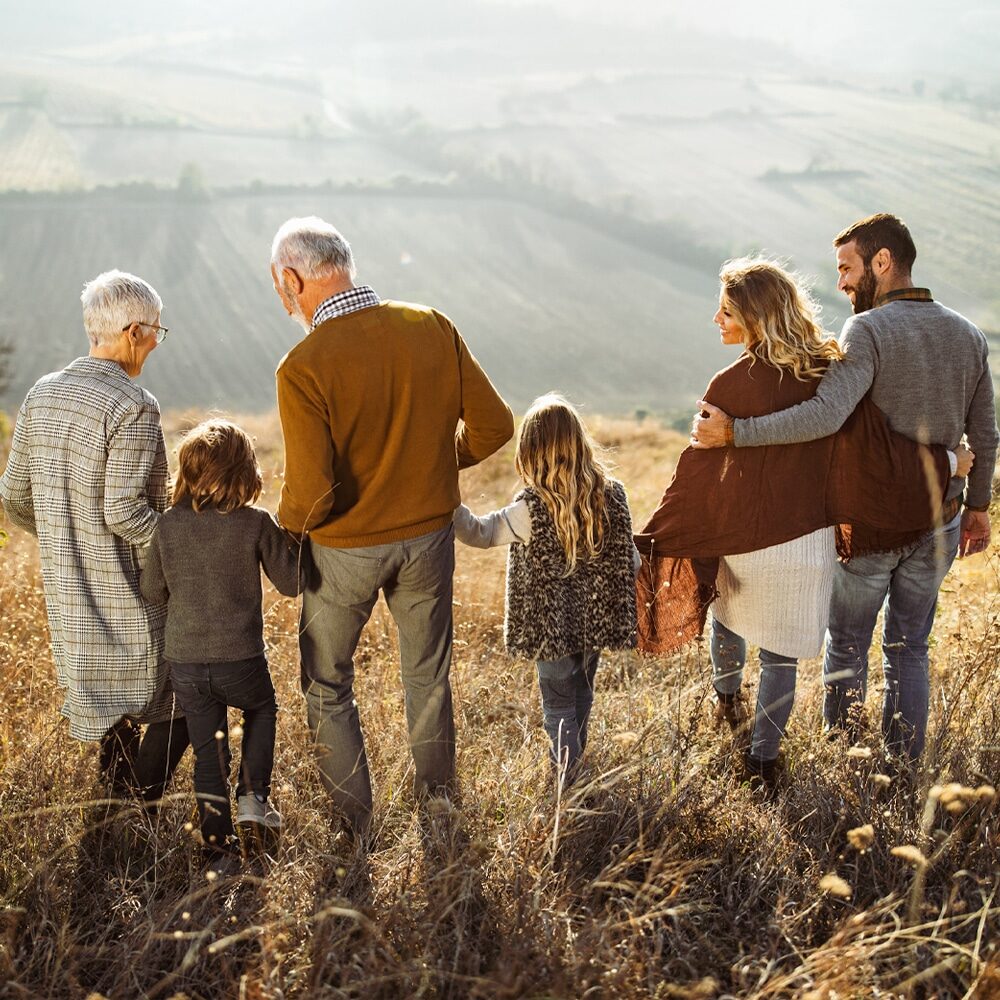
[875,287,933,308]
[311,285,381,330]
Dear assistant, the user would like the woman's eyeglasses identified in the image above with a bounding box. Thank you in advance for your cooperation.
[123,321,169,344]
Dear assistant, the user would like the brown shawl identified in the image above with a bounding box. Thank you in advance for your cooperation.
[635,351,951,654]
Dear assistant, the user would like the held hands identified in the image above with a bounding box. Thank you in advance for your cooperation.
[690,401,734,450]
[959,508,991,558]
[954,442,975,479]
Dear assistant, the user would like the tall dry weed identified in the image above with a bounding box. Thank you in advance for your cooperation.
[0,415,997,998]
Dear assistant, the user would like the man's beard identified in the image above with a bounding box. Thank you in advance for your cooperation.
[851,263,878,314]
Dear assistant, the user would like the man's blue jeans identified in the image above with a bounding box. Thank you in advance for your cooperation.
[710,616,797,762]
[823,513,961,760]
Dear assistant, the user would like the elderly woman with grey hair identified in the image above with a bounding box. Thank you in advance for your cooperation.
[0,270,189,799]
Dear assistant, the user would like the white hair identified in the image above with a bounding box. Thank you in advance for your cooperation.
[270,216,356,281]
[80,270,163,348]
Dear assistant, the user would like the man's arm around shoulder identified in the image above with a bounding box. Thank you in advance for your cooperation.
[734,318,877,447]
[0,401,37,535]
[694,317,878,449]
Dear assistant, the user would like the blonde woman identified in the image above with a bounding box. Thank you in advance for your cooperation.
[454,394,639,781]
[635,259,966,788]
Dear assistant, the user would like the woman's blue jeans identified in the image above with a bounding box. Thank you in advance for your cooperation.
[711,617,797,762]
[535,650,599,778]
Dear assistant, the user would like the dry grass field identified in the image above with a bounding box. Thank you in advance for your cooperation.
[1,413,998,999]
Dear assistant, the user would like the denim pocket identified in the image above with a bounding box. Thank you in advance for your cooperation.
[213,656,275,708]
[166,662,214,714]
[167,660,203,689]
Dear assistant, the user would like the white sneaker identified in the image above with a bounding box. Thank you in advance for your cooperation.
[236,794,281,855]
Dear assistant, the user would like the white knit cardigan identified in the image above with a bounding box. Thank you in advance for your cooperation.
[711,526,836,659]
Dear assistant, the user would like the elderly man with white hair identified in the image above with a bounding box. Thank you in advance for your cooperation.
[0,270,189,800]
[271,216,513,841]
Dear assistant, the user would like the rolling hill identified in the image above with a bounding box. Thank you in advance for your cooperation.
[0,20,997,415]
[0,187,728,415]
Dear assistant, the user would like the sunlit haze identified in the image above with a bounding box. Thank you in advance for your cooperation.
[0,0,996,414]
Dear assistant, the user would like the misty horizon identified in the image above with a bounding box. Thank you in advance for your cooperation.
[0,1,996,414]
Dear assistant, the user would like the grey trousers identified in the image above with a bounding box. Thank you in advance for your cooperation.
[300,524,456,834]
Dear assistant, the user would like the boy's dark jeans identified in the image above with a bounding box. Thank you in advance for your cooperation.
[168,655,277,852]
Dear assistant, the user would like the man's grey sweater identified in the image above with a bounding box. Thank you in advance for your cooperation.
[140,501,307,663]
[733,299,999,508]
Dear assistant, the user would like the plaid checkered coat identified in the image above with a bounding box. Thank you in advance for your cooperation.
[0,356,176,740]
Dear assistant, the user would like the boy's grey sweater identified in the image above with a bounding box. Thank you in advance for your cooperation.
[733,299,999,508]
[140,501,307,663]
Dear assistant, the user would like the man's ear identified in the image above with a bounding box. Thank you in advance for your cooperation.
[281,267,304,295]
[872,247,892,276]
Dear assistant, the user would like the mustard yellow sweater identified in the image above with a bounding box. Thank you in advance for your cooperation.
[276,300,513,547]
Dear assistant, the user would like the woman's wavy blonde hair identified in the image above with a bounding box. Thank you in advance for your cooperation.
[515,394,609,575]
[171,419,263,513]
[720,257,844,380]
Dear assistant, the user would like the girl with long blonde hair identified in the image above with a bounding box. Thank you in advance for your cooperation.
[454,394,639,782]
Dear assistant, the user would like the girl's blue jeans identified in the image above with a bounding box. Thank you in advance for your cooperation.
[535,650,599,778]
[710,616,797,763]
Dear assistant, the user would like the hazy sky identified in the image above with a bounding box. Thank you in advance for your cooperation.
[4,0,999,84]
[493,0,1000,82]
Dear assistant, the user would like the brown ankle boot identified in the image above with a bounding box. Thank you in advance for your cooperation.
[742,752,779,796]
[713,688,749,734]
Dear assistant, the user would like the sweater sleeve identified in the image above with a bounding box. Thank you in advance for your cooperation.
[276,359,337,535]
[454,499,531,547]
[0,401,37,535]
[259,511,309,597]
[139,525,169,605]
[733,318,877,447]
[446,320,514,469]
[964,344,1000,508]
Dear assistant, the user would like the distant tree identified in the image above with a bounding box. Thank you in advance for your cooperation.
[177,162,209,200]
[0,339,12,397]
[912,79,926,98]
[669,412,693,435]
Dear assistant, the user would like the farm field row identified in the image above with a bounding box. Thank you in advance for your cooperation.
[0,191,726,415]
